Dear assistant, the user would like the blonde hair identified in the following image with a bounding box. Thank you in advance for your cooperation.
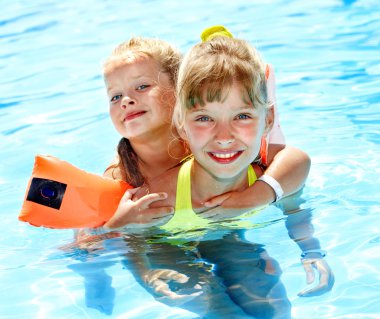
[173,36,268,130]
[103,37,181,186]
[103,37,181,87]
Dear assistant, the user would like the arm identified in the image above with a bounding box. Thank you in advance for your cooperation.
[265,144,311,198]
[278,195,335,297]
[103,188,173,229]
[124,236,203,306]
[203,144,311,212]
[102,159,174,230]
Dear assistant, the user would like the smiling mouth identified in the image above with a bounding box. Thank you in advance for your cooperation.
[124,111,146,121]
[208,151,243,163]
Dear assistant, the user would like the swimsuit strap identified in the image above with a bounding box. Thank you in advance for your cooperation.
[247,164,257,186]
[175,158,193,213]
[161,158,209,231]
[161,159,258,232]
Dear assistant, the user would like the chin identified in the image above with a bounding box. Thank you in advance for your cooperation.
[210,168,246,181]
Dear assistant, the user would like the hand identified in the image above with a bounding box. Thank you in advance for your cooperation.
[104,188,174,229]
[60,229,121,253]
[202,180,275,221]
[201,191,253,221]
[298,256,335,297]
[143,269,203,306]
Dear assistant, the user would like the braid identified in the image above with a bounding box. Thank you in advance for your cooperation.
[117,137,145,187]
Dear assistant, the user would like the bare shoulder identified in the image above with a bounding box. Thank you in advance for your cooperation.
[103,165,123,180]
[135,166,180,207]
[103,156,123,180]
[150,166,179,191]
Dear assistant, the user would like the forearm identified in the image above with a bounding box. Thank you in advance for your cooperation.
[265,144,311,197]
[124,237,153,284]
[282,201,321,253]
[224,144,311,207]
[203,144,311,214]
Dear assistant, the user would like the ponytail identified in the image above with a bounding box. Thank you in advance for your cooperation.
[117,137,145,187]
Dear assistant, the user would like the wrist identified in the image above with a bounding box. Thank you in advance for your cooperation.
[257,175,284,202]
[91,226,110,235]
[301,249,327,259]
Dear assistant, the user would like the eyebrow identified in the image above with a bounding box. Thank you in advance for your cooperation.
[106,75,151,93]
[106,86,118,94]
[189,105,253,113]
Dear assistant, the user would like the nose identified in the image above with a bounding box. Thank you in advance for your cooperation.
[217,138,234,146]
[215,122,235,146]
[120,95,136,109]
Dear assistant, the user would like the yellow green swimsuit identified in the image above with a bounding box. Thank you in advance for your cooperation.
[160,158,258,234]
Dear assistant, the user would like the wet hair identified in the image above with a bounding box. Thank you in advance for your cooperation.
[103,37,181,186]
[173,36,269,131]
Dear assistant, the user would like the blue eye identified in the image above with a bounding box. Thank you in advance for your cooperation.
[110,94,122,102]
[136,84,150,91]
[196,116,212,122]
[236,114,251,120]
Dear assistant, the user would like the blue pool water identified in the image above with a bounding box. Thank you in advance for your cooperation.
[1,0,380,318]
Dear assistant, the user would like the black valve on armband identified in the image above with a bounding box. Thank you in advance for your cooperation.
[26,177,67,210]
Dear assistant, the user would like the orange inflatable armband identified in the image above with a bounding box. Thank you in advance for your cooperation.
[19,155,131,229]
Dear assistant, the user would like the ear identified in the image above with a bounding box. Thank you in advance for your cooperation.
[264,105,274,134]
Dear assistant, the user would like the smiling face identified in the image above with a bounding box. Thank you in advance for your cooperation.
[181,83,271,181]
[104,57,175,141]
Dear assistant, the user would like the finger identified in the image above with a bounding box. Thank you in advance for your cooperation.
[152,269,190,283]
[198,206,243,220]
[315,260,335,289]
[198,208,218,219]
[157,290,203,306]
[204,192,232,207]
[302,260,316,284]
[151,279,173,297]
[151,279,203,301]
[120,188,140,202]
[126,187,141,195]
[298,282,331,297]
[172,290,203,299]
[168,272,189,284]
[298,259,335,297]
[137,207,174,226]
[136,192,168,208]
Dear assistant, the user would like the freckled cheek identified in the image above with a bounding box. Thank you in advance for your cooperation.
[184,125,210,149]
[239,127,262,145]
[190,124,209,136]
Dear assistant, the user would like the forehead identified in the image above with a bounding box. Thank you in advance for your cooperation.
[104,56,160,78]
[196,83,252,107]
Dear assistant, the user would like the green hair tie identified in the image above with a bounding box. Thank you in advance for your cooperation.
[200,25,234,42]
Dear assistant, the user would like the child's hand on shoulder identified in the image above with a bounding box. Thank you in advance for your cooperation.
[201,191,251,220]
[201,188,269,221]
[104,188,174,229]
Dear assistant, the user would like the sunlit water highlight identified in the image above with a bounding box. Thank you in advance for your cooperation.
[1,0,379,318]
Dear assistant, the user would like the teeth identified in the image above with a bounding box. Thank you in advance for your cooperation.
[212,152,238,159]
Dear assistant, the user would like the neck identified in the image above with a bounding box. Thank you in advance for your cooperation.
[131,131,188,181]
